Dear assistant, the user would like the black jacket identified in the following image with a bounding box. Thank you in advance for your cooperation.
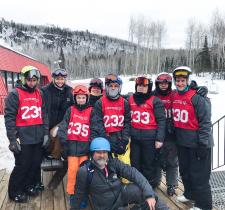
[57,105,94,156]
[130,94,166,143]
[153,90,175,142]
[73,158,155,210]
[41,82,74,130]
[174,92,214,148]
[4,86,48,145]
[90,96,131,153]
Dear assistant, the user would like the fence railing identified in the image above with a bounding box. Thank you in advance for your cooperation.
[212,115,225,170]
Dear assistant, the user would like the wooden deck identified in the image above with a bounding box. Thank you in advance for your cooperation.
[0,169,215,210]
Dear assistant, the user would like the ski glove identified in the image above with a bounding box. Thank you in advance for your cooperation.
[196,86,208,97]
[196,144,208,160]
[190,80,208,97]
[42,135,50,149]
[9,141,21,154]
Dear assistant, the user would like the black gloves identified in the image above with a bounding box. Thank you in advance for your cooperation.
[196,144,208,160]
[42,135,50,149]
[116,141,128,155]
[9,141,21,154]
[190,80,208,97]
[110,139,128,155]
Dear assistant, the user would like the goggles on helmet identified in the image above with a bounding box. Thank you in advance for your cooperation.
[90,78,103,87]
[24,69,41,80]
[73,85,88,95]
[156,73,172,83]
[135,77,149,86]
[105,74,122,85]
[174,70,189,77]
[52,69,68,77]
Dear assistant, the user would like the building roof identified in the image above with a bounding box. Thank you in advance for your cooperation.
[0,45,51,81]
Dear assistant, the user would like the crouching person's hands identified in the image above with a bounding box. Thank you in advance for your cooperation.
[146,197,156,210]
[9,140,21,154]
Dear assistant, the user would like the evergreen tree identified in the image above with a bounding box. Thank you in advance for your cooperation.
[59,47,65,69]
[195,36,211,74]
[201,36,211,72]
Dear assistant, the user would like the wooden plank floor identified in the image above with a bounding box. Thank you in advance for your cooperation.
[0,169,216,210]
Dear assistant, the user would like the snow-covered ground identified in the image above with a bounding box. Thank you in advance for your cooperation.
[0,74,224,172]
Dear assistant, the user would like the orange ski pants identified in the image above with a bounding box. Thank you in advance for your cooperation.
[67,156,88,195]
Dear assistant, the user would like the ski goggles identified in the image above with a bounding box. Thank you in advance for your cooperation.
[90,78,103,86]
[156,74,172,83]
[73,85,88,95]
[173,70,189,77]
[135,77,149,85]
[52,69,68,77]
[105,74,122,85]
[25,69,41,79]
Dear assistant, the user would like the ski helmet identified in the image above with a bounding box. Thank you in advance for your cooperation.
[89,78,103,93]
[21,66,40,85]
[172,66,192,79]
[155,72,172,95]
[73,85,89,104]
[105,73,122,86]
[105,73,122,99]
[52,68,68,78]
[90,137,111,152]
[135,76,153,93]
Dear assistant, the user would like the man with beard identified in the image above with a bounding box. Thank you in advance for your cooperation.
[71,137,169,210]
[91,73,130,157]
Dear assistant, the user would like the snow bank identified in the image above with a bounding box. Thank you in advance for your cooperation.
[0,115,14,172]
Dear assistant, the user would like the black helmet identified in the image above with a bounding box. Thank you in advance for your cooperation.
[135,76,153,93]
[89,78,103,93]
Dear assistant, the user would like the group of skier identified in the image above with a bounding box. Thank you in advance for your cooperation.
[4,65,213,210]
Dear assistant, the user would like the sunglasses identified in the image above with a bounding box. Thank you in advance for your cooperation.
[135,77,149,85]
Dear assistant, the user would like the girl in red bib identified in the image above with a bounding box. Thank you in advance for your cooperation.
[57,85,93,209]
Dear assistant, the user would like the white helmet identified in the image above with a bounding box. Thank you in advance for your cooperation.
[173,66,192,79]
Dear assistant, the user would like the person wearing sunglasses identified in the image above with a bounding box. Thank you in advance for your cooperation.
[88,78,103,106]
[172,66,213,210]
[41,68,74,189]
[153,72,179,196]
[4,66,49,203]
[91,73,131,157]
[56,84,93,209]
[129,76,166,189]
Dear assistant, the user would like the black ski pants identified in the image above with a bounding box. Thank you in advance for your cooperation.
[130,140,161,188]
[177,145,212,210]
[8,143,43,199]
[159,141,178,186]
[119,183,169,210]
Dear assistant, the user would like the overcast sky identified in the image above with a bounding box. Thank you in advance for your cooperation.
[1,0,225,48]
